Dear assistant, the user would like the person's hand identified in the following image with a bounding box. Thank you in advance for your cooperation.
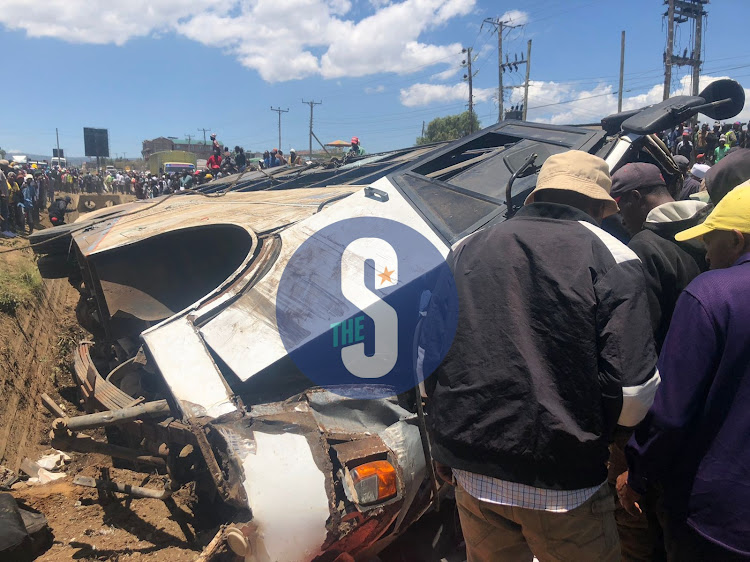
[434,461,454,486]
[616,471,642,516]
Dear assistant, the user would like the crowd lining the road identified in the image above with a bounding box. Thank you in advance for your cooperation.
[0,134,368,235]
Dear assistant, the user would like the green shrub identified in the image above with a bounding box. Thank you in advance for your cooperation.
[0,261,44,316]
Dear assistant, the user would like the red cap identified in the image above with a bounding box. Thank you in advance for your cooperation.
[351,137,359,145]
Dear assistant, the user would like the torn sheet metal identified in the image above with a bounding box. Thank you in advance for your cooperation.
[380,420,427,531]
[141,318,236,419]
[306,390,411,437]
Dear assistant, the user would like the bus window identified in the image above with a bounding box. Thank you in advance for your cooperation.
[164,163,195,175]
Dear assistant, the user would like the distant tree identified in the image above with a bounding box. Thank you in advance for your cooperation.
[0,147,5,159]
[416,111,481,145]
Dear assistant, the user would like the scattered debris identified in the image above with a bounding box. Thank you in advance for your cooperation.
[0,466,19,491]
[19,458,66,485]
[36,450,71,472]
[73,475,172,500]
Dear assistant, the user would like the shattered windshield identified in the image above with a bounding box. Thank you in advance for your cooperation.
[390,122,606,244]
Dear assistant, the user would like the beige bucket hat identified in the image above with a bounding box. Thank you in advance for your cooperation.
[524,150,619,218]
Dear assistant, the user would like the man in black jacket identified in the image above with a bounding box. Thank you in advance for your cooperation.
[48,196,72,226]
[608,163,707,561]
[611,163,708,352]
[426,151,658,561]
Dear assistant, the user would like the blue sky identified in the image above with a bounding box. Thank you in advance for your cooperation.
[1,0,749,158]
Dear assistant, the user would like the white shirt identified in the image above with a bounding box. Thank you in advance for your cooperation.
[453,469,603,513]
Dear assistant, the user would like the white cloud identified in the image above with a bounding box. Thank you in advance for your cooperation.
[399,72,749,130]
[431,65,462,81]
[502,74,750,125]
[399,82,493,107]
[0,0,202,46]
[365,85,386,94]
[0,0,474,83]
[500,9,529,26]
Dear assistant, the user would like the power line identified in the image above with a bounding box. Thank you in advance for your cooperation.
[197,128,211,145]
[482,16,522,122]
[270,107,289,150]
[302,99,323,156]
[462,46,477,132]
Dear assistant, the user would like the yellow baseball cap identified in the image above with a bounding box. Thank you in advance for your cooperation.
[675,182,750,241]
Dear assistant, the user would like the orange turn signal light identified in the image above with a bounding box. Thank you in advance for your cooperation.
[350,460,397,505]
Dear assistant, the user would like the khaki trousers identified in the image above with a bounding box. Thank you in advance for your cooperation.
[456,483,620,562]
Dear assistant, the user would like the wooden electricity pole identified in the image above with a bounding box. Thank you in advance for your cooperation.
[463,47,476,133]
[302,99,322,158]
[618,31,626,112]
[663,0,707,101]
[522,40,532,121]
[270,107,289,150]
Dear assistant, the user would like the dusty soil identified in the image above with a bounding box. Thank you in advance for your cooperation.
[12,465,216,561]
[0,239,74,472]
[1,220,219,561]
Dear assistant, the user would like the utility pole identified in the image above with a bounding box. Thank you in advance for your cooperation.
[462,47,476,133]
[664,0,675,100]
[663,0,707,101]
[270,107,289,150]
[499,45,530,120]
[302,100,322,158]
[692,7,703,97]
[184,133,194,147]
[522,40,532,121]
[483,17,522,122]
[618,31,626,112]
[421,120,425,138]
[197,128,211,145]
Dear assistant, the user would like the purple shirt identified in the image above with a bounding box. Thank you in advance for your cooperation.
[626,252,750,556]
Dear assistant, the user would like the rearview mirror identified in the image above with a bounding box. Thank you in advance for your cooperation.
[698,79,745,120]
[606,79,745,135]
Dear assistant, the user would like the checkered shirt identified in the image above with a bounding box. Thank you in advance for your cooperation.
[453,469,603,513]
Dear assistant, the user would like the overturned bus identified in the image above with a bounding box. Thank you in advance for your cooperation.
[30,79,744,561]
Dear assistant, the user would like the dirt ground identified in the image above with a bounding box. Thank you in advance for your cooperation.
[1,216,218,561]
[12,466,216,561]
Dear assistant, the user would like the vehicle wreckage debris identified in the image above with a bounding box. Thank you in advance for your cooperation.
[73,475,172,500]
[50,430,167,468]
[52,399,171,432]
[40,392,67,418]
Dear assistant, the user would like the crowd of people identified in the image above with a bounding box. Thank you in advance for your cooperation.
[0,133,369,234]
[424,143,750,561]
[258,136,365,170]
[663,119,750,166]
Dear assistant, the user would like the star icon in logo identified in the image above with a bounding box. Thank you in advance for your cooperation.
[377,266,396,286]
